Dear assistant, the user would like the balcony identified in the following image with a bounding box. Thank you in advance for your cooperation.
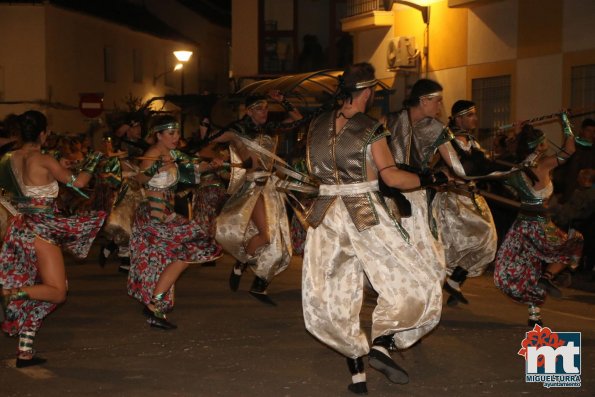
[343,0,393,32]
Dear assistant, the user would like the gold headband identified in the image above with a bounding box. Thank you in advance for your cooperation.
[453,106,476,118]
[150,121,179,135]
[247,99,268,110]
[420,91,443,100]
[354,79,378,89]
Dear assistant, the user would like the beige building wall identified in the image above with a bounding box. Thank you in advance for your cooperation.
[343,0,594,145]
[143,0,230,94]
[231,0,259,78]
[0,5,47,118]
[467,0,517,65]
[45,5,194,133]
[0,4,201,135]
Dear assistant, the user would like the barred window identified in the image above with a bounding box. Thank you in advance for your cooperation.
[570,64,595,110]
[472,75,511,150]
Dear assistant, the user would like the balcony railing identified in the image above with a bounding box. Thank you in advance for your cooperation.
[346,0,388,17]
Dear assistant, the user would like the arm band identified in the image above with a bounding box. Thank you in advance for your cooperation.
[141,159,162,178]
[280,98,295,112]
[560,112,574,138]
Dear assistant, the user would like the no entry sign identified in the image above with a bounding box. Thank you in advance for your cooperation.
[79,93,104,118]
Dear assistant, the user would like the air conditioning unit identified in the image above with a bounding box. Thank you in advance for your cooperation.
[386,36,418,69]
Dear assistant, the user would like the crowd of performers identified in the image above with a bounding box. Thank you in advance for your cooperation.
[0,61,590,394]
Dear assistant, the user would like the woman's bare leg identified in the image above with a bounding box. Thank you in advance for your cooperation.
[246,195,270,256]
[146,260,188,312]
[1,238,67,304]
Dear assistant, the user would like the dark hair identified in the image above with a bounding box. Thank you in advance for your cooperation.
[404,79,442,108]
[448,99,475,128]
[516,124,544,161]
[581,118,595,129]
[451,100,475,117]
[245,94,267,108]
[148,114,178,135]
[18,110,47,143]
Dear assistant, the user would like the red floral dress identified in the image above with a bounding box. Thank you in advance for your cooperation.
[127,164,222,312]
[0,196,106,336]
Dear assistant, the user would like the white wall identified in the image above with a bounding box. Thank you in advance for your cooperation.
[430,66,468,122]
[355,27,394,81]
[231,0,259,78]
[0,5,47,118]
[44,5,195,133]
[516,54,563,142]
[143,0,231,94]
[467,0,518,65]
[562,0,595,52]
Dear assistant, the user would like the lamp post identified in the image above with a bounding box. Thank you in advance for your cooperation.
[153,63,183,86]
[173,50,193,95]
[173,50,193,137]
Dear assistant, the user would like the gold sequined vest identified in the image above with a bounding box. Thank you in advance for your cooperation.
[306,111,388,231]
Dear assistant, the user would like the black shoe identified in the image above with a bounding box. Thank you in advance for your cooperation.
[143,307,177,330]
[368,348,409,384]
[537,276,562,298]
[347,382,368,395]
[118,257,130,274]
[98,241,118,267]
[229,261,246,292]
[444,282,469,305]
[249,277,276,306]
[528,318,543,328]
[16,356,47,368]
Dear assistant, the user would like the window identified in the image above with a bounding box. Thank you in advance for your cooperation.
[570,64,595,110]
[104,47,116,83]
[472,75,511,150]
[260,0,296,74]
[133,49,143,83]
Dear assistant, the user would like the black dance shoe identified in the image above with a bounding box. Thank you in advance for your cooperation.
[348,382,368,395]
[444,282,469,305]
[229,261,246,292]
[368,348,409,384]
[16,356,47,368]
[143,307,177,330]
[118,257,130,274]
[249,276,276,306]
[537,276,562,298]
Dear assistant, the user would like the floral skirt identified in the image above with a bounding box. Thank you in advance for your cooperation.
[494,216,583,305]
[127,202,222,311]
[0,201,106,336]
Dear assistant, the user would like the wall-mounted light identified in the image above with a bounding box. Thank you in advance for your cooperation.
[153,63,183,85]
[384,0,430,24]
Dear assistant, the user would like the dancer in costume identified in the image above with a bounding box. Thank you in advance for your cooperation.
[384,79,450,299]
[189,119,230,266]
[494,116,583,327]
[436,100,503,305]
[214,90,302,305]
[0,110,106,368]
[127,115,222,330]
[99,112,146,273]
[302,63,448,395]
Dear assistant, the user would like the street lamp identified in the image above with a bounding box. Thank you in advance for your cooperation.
[173,50,193,137]
[153,63,183,86]
[173,50,193,95]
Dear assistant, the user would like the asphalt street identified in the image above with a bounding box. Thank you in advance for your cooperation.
[1,249,593,397]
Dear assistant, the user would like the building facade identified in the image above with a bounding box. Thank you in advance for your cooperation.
[0,1,229,135]
[232,0,595,147]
